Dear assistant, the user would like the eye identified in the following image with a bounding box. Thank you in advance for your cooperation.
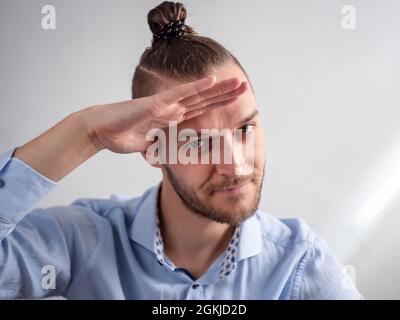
[188,139,204,150]
[237,123,255,135]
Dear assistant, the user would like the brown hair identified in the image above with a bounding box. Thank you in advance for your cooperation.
[131,1,253,99]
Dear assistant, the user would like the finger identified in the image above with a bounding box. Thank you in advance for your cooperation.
[158,75,217,106]
[183,96,240,121]
[179,77,242,107]
[185,81,248,112]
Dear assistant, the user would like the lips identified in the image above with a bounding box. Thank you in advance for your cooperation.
[222,181,248,190]
[213,179,252,195]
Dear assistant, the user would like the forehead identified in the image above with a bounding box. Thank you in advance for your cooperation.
[159,62,258,131]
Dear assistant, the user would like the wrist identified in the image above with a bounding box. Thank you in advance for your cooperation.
[76,106,106,153]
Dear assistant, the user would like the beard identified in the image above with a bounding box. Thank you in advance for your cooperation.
[163,164,265,226]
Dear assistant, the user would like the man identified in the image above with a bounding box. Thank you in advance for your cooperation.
[0,59,363,299]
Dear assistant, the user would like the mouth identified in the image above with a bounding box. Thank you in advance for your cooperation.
[213,179,252,196]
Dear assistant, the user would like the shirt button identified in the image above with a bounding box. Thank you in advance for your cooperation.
[192,284,199,289]
[0,179,5,188]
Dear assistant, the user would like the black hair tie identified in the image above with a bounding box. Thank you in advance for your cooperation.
[153,20,187,40]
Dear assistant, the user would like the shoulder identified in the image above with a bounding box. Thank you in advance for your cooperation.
[53,184,158,231]
[255,210,314,248]
[254,210,363,299]
[28,186,156,269]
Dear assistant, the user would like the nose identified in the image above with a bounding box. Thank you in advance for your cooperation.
[214,131,254,177]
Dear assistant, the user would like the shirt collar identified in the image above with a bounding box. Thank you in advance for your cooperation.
[129,182,263,277]
[129,182,161,253]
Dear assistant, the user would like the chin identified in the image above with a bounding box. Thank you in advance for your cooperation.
[223,210,257,225]
[221,202,257,218]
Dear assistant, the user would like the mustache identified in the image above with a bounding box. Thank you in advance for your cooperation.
[206,175,255,194]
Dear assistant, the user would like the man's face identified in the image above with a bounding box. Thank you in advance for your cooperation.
[156,62,267,226]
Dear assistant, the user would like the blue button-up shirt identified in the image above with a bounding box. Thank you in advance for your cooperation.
[0,148,363,299]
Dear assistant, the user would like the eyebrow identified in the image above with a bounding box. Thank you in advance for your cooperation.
[181,109,259,139]
[236,109,259,127]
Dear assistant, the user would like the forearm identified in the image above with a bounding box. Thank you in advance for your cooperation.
[13,107,103,182]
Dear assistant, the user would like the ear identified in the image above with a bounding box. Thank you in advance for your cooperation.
[140,150,162,169]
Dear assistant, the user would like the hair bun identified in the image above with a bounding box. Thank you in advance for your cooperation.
[147,1,194,41]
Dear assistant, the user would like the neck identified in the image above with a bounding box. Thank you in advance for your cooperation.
[158,179,235,278]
